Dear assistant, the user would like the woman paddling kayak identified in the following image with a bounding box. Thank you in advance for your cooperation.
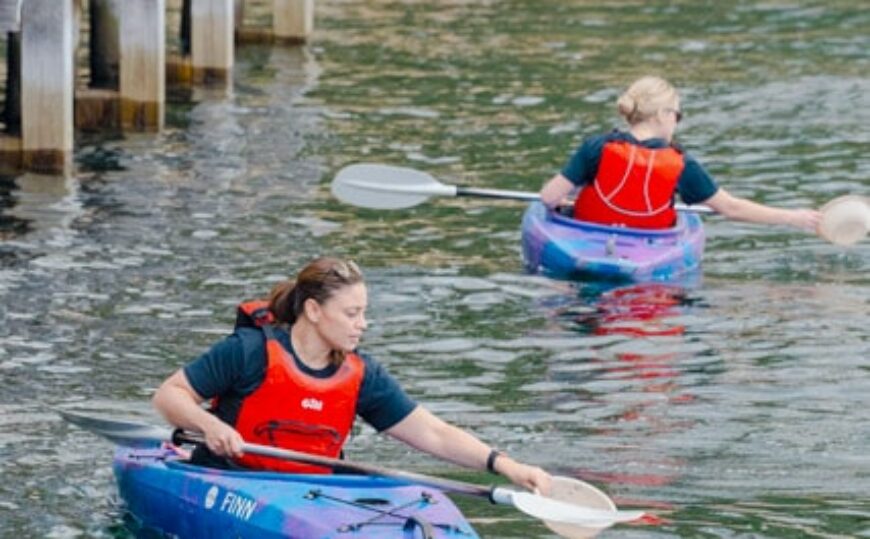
[152,256,551,494]
[540,75,821,231]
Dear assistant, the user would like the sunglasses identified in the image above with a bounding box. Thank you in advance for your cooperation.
[329,259,361,280]
[665,108,683,123]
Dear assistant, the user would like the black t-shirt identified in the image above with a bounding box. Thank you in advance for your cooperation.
[183,326,418,433]
[561,130,720,205]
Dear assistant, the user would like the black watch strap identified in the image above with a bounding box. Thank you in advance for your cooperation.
[486,449,503,475]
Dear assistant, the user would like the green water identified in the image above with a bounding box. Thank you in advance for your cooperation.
[0,1,868,537]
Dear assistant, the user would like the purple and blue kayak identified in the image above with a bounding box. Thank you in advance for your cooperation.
[521,201,705,281]
[113,445,479,538]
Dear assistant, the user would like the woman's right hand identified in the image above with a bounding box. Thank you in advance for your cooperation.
[152,369,247,458]
[202,416,245,458]
[788,208,823,232]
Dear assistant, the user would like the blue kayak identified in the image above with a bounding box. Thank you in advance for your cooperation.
[113,445,480,538]
[521,201,705,281]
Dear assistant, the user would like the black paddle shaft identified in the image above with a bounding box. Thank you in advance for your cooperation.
[456,186,540,202]
[171,429,494,499]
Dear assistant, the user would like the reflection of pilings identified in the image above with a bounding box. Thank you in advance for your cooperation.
[21,0,74,174]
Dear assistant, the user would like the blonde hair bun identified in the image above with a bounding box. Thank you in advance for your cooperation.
[616,76,678,125]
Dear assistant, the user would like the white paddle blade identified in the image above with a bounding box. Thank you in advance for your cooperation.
[543,477,622,538]
[59,409,173,447]
[332,163,457,209]
[491,487,644,531]
[818,195,870,246]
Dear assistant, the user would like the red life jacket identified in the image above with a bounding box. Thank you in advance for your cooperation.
[575,140,685,229]
[218,300,365,474]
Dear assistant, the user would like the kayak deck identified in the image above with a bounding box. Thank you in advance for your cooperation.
[113,445,480,538]
[521,201,705,281]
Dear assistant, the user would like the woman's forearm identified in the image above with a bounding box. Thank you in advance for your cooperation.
[387,407,491,469]
[386,406,552,492]
[540,174,575,208]
[704,188,820,230]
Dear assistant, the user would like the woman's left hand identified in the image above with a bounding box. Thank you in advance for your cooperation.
[789,208,823,232]
[495,456,553,496]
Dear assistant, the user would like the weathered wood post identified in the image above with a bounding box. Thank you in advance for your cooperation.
[120,0,165,130]
[89,0,119,88]
[0,0,22,168]
[191,0,234,83]
[273,0,313,43]
[234,0,245,31]
[76,0,119,130]
[20,0,75,173]
[2,27,21,133]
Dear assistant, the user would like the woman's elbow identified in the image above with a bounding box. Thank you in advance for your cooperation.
[540,175,572,208]
[151,370,191,416]
[705,190,743,219]
[151,379,171,414]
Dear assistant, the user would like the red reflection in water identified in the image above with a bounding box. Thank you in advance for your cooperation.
[581,283,688,337]
[552,282,703,522]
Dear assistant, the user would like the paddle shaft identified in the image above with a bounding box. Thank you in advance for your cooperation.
[331,163,714,213]
[177,431,642,524]
[458,186,712,213]
[176,430,490,498]
[457,186,540,202]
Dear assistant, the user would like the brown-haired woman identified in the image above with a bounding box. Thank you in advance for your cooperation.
[153,256,551,493]
[540,75,821,231]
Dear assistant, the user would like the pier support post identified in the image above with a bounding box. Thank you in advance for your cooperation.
[273,0,313,43]
[0,2,22,169]
[191,0,233,83]
[3,30,20,133]
[20,0,74,173]
[234,0,245,30]
[120,0,165,130]
[89,0,119,88]
[74,0,120,131]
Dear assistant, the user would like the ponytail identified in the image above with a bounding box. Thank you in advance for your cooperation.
[268,279,299,326]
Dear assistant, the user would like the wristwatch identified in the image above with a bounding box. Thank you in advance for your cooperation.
[486,448,504,475]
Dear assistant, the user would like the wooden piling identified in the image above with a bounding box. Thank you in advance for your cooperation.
[20,0,74,173]
[190,0,233,83]
[0,0,22,169]
[273,0,313,44]
[3,29,21,133]
[234,0,245,30]
[119,0,165,130]
[75,0,120,131]
[89,0,120,88]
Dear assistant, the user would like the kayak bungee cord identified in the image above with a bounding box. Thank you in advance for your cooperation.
[306,489,466,537]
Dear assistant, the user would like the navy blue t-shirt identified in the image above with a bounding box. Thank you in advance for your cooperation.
[561,131,719,205]
[183,326,417,433]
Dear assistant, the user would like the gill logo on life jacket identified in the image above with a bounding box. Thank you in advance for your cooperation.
[301,397,324,411]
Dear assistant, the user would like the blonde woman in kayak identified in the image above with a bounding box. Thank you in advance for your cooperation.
[540,75,821,231]
[153,256,551,494]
